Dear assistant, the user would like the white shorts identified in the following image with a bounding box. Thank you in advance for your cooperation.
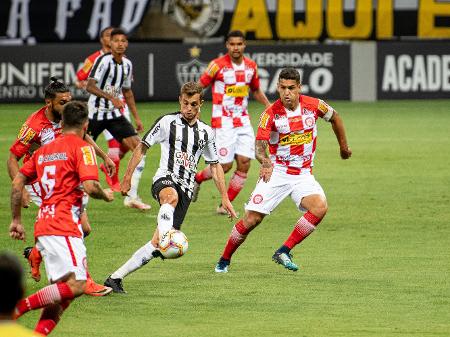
[245,169,326,215]
[103,104,130,141]
[215,125,255,163]
[36,236,88,282]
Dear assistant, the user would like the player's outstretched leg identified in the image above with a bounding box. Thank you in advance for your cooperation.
[214,220,251,273]
[273,211,322,271]
[192,166,212,202]
[105,242,161,293]
[23,246,42,282]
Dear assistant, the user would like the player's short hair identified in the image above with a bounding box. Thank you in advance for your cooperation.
[62,101,88,129]
[111,28,127,39]
[226,30,245,41]
[180,82,204,100]
[44,77,70,99]
[100,26,114,39]
[278,67,301,84]
[0,252,24,315]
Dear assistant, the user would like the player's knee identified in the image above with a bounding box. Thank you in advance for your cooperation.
[66,279,86,297]
[221,163,233,173]
[310,201,328,219]
[244,211,264,229]
[236,159,251,173]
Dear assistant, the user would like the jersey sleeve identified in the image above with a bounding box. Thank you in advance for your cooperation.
[141,115,166,147]
[199,60,219,88]
[76,57,94,81]
[202,129,219,164]
[9,122,39,159]
[256,109,275,140]
[19,152,37,181]
[317,99,334,122]
[249,64,261,91]
[88,57,106,83]
[122,62,133,89]
[77,145,99,182]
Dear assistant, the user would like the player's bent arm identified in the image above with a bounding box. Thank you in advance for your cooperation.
[252,88,271,108]
[10,173,27,240]
[329,112,352,160]
[122,88,143,132]
[210,163,238,219]
[84,135,115,175]
[86,79,123,109]
[7,152,21,180]
[83,180,113,202]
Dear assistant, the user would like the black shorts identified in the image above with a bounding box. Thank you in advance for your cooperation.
[88,115,137,142]
[151,176,191,230]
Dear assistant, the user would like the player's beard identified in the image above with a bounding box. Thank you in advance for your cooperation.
[52,109,62,122]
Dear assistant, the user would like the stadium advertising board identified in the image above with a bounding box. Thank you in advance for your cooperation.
[1,0,449,43]
[377,42,450,99]
[0,43,350,102]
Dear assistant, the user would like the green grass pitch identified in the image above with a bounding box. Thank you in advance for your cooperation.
[1,100,449,336]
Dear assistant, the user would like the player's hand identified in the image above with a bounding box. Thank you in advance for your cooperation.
[75,80,87,89]
[9,221,25,241]
[111,97,125,110]
[135,118,144,133]
[340,146,352,159]
[221,197,238,220]
[103,188,114,202]
[22,189,31,208]
[104,157,116,177]
[259,160,273,183]
[120,178,131,196]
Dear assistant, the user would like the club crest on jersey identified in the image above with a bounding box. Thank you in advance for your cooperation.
[175,151,196,170]
[252,194,263,204]
[279,131,313,146]
[81,146,96,166]
[176,58,208,86]
[304,117,315,128]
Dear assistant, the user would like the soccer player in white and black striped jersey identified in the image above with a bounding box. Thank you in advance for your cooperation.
[86,28,150,210]
[104,82,237,293]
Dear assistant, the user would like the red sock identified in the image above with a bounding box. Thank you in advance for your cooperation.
[222,220,251,260]
[16,282,75,317]
[195,166,212,183]
[107,139,121,185]
[284,212,322,249]
[227,171,247,202]
[35,300,72,336]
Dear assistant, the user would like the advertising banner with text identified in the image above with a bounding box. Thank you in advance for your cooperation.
[0,43,350,102]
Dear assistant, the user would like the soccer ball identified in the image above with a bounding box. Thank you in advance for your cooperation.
[159,229,189,259]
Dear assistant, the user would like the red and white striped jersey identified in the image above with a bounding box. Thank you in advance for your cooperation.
[256,95,334,175]
[199,54,260,129]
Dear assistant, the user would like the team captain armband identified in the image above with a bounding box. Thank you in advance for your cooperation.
[318,99,334,122]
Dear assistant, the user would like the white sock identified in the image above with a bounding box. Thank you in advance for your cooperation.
[158,203,175,235]
[111,241,156,279]
[128,155,146,199]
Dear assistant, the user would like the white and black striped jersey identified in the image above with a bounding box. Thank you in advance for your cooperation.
[142,112,219,198]
[87,53,132,121]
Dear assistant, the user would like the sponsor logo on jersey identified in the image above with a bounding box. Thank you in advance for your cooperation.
[18,125,36,145]
[303,108,314,116]
[225,85,249,97]
[38,152,68,164]
[279,131,313,146]
[175,151,196,170]
[81,146,96,166]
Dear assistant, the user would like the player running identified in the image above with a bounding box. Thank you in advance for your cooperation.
[192,30,271,214]
[85,28,150,210]
[214,68,352,273]
[9,101,114,336]
[7,78,113,296]
[76,26,150,210]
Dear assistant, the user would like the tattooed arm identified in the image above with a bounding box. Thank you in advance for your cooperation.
[255,139,273,183]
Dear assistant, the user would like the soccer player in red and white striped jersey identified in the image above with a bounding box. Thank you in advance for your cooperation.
[214,68,352,273]
[9,101,114,335]
[193,30,271,213]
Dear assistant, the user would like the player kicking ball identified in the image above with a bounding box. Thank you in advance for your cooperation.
[104,82,237,293]
[214,68,352,273]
